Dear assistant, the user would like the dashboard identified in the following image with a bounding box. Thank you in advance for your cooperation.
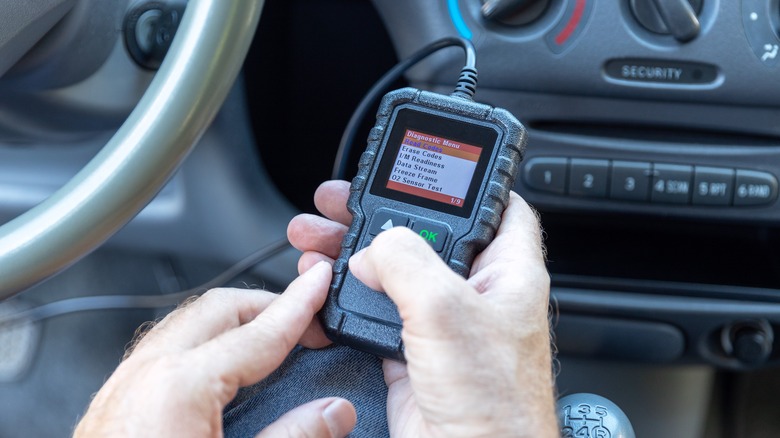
[365,0,780,371]
[245,0,780,371]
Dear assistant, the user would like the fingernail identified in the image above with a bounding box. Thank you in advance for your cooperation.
[323,399,354,437]
[313,260,331,269]
[348,248,366,266]
[304,260,328,273]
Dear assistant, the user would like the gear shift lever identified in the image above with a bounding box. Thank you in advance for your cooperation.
[557,393,636,438]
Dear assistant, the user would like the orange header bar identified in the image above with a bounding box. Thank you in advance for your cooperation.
[404,129,483,159]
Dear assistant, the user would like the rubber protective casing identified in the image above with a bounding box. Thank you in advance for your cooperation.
[320,87,526,361]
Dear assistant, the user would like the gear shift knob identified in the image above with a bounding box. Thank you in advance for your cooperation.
[557,393,636,438]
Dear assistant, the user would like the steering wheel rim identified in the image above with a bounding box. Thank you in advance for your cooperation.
[0,0,265,298]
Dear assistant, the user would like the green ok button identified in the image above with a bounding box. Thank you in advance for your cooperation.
[418,229,438,242]
[411,220,448,252]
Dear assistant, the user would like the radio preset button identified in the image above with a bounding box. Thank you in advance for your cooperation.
[569,159,609,198]
[523,157,567,194]
[651,164,693,204]
[734,170,779,206]
[610,161,652,201]
[692,167,734,206]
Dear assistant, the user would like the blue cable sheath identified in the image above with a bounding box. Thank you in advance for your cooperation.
[447,0,473,40]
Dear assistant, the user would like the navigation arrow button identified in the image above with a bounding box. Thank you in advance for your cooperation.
[368,211,409,236]
[381,219,394,231]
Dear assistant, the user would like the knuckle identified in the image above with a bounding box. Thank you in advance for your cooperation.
[197,288,246,310]
[201,287,234,301]
[253,316,297,358]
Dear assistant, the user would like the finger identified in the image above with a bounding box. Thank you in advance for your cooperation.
[298,251,336,275]
[299,315,333,350]
[348,228,474,326]
[467,192,550,311]
[192,261,332,390]
[382,358,408,387]
[381,359,418,436]
[132,288,278,357]
[288,214,348,259]
[471,192,546,273]
[255,398,356,438]
[313,180,352,226]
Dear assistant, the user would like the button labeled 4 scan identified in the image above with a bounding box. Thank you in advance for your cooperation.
[651,164,692,204]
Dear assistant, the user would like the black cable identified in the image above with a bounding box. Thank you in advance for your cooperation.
[0,238,291,328]
[331,36,477,180]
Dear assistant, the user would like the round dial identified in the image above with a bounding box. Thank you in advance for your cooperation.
[481,0,551,26]
[630,0,703,42]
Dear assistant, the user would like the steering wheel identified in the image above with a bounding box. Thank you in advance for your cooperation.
[0,0,264,299]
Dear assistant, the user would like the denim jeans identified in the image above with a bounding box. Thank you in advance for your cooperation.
[223,345,390,437]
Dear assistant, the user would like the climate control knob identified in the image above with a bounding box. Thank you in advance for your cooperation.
[481,0,551,26]
[630,0,702,42]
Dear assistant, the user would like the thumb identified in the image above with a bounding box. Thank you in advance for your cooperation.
[348,227,475,328]
[255,398,356,438]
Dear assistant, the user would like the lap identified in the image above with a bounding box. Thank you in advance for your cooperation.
[223,345,389,437]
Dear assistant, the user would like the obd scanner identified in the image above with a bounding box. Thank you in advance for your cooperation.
[320,39,527,361]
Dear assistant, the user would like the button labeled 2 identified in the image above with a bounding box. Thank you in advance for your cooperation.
[569,159,609,198]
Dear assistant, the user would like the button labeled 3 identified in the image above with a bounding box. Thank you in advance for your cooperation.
[610,161,651,201]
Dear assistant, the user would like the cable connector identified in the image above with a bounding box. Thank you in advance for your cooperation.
[452,66,478,100]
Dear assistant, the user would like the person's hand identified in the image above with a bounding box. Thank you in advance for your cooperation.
[74,262,357,438]
[288,180,557,438]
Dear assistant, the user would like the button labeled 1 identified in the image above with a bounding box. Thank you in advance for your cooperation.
[523,157,567,194]
[569,159,609,198]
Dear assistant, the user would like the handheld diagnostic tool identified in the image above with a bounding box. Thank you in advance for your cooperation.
[320,87,526,361]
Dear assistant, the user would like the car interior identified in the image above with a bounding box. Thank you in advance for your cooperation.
[1,0,780,436]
